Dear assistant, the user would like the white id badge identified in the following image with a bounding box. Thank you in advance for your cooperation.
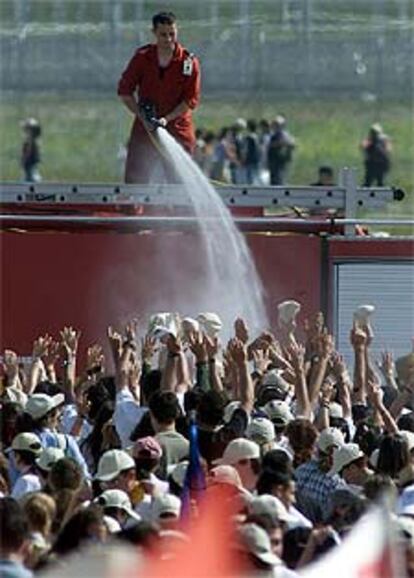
[183,57,193,76]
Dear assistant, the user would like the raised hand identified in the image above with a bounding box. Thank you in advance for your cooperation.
[60,327,80,359]
[32,334,52,360]
[3,349,18,374]
[287,342,306,374]
[125,318,139,343]
[228,337,248,366]
[350,322,367,350]
[366,379,383,408]
[205,334,220,360]
[141,334,157,364]
[234,317,249,344]
[377,350,394,380]
[43,340,60,368]
[86,344,104,371]
[188,331,208,363]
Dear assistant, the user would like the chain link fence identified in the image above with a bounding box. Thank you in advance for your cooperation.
[1,0,413,100]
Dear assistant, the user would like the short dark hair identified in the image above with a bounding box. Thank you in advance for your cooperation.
[256,468,292,495]
[149,391,180,425]
[152,12,176,29]
[0,498,29,553]
[318,166,333,177]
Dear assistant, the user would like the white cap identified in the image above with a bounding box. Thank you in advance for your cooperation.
[209,465,243,489]
[148,313,178,339]
[238,523,281,566]
[197,312,223,338]
[249,495,289,523]
[246,418,275,445]
[103,515,122,534]
[94,449,135,482]
[401,431,414,452]
[277,300,301,326]
[152,493,182,521]
[329,402,344,419]
[36,447,65,471]
[181,317,200,336]
[261,370,291,394]
[11,432,42,456]
[329,443,364,475]
[223,401,242,424]
[263,400,293,425]
[353,304,375,324]
[214,438,260,466]
[235,117,247,129]
[95,489,141,522]
[25,393,65,420]
[317,427,345,454]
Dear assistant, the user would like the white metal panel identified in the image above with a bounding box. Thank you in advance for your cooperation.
[334,261,414,373]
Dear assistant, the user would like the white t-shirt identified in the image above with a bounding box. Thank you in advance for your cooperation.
[12,472,41,499]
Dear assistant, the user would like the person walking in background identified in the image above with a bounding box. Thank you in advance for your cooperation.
[21,118,42,183]
[117,11,201,183]
[361,123,391,187]
[242,119,261,184]
[267,115,296,185]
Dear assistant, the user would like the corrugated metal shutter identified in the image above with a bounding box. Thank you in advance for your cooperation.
[334,261,414,372]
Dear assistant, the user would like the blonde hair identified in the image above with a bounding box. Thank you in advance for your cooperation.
[22,492,56,536]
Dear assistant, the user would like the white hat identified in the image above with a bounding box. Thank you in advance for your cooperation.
[330,443,364,475]
[249,495,289,524]
[152,493,182,521]
[246,418,275,445]
[235,117,247,129]
[36,447,65,471]
[317,427,345,454]
[181,317,200,336]
[148,312,178,339]
[353,304,375,324]
[94,449,135,482]
[329,402,344,419]
[261,370,291,394]
[103,515,122,534]
[11,432,42,456]
[95,489,141,522]
[238,523,281,566]
[398,486,414,517]
[223,401,242,424]
[169,461,189,489]
[209,465,243,489]
[25,393,65,420]
[263,400,293,425]
[401,431,414,452]
[277,300,301,326]
[214,439,260,466]
[196,312,222,338]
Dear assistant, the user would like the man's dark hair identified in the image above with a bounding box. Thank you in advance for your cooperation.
[49,458,83,492]
[13,449,38,467]
[261,449,293,475]
[197,390,228,427]
[318,165,333,178]
[256,468,292,495]
[0,498,29,553]
[152,11,176,29]
[149,391,181,425]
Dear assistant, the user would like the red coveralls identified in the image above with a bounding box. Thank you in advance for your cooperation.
[118,42,201,183]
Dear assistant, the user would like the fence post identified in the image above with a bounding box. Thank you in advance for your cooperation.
[340,167,358,236]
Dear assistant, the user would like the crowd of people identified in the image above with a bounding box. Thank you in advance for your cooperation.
[1,305,414,577]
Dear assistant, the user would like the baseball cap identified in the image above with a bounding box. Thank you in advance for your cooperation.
[11,432,42,456]
[246,418,275,445]
[262,370,290,393]
[238,523,281,566]
[329,402,344,419]
[277,300,300,326]
[263,400,293,426]
[196,312,222,338]
[181,317,200,335]
[36,447,65,471]
[94,449,135,482]
[401,430,414,452]
[223,401,242,424]
[214,439,260,466]
[133,437,163,460]
[329,443,364,475]
[317,427,345,454]
[353,304,375,324]
[148,312,178,339]
[152,493,182,521]
[249,495,289,524]
[95,489,141,522]
[25,393,65,420]
[209,465,243,489]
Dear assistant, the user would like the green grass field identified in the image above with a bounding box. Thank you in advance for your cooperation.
[1,92,413,230]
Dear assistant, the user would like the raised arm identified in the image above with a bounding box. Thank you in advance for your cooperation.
[288,342,311,419]
[228,338,254,414]
[60,327,80,404]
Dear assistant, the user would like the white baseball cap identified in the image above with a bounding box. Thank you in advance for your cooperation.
[329,443,364,475]
[94,449,135,482]
[25,393,65,420]
[277,300,301,326]
[197,312,222,338]
[317,427,345,454]
[223,401,242,424]
[249,495,289,524]
[36,447,65,471]
[246,418,275,445]
[263,400,293,425]
[214,439,260,466]
[353,304,375,323]
[11,432,42,456]
[152,493,182,521]
[401,430,414,452]
[209,465,243,489]
[95,489,141,522]
[329,402,344,419]
[238,523,281,566]
[261,370,291,393]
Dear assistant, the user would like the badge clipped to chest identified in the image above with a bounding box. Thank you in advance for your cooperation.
[183,55,193,76]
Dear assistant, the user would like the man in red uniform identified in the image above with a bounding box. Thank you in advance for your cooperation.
[118,11,201,183]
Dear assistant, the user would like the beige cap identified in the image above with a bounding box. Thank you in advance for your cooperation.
[95,489,141,522]
[277,300,301,326]
[152,493,182,521]
[238,523,281,566]
[12,432,42,456]
[209,465,243,489]
[94,449,135,482]
[317,427,345,454]
[329,443,364,475]
[214,438,260,466]
[25,393,65,420]
[36,447,65,471]
[246,418,275,445]
[264,400,293,425]
[197,312,223,338]
[249,495,289,523]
